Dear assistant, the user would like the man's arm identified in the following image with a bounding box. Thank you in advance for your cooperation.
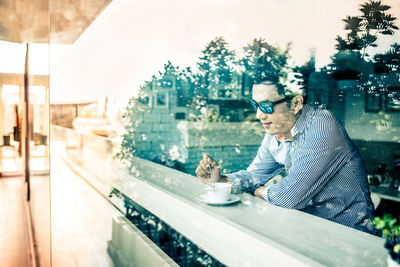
[258,114,349,209]
[225,136,283,193]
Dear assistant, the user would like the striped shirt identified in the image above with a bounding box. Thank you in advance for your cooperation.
[226,105,376,234]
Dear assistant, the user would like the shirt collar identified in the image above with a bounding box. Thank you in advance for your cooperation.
[276,134,290,142]
[290,104,313,137]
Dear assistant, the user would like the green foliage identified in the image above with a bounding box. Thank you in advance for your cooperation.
[158,61,194,82]
[292,50,316,99]
[241,37,290,85]
[116,61,198,162]
[335,0,398,58]
[374,43,400,73]
[192,37,240,110]
[374,214,400,238]
[374,214,400,262]
[160,61,195,107]
[115,96,137,162]
[395,244,400,253]
[116,36,294,161]
[331,0,399,83]
[193,36,292,113]
[196,36,237,87]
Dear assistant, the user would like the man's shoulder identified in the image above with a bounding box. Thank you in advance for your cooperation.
[306,105,338,124]
[303,105,342,134]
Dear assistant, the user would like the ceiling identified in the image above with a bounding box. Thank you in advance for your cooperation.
[0,0,112,44]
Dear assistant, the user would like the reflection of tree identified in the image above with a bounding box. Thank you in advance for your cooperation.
[159,61,195,107]
[329,0,400,140]
[116,0,400,178]
[331,50,370,80]
[359,42,400,112]
[152,61,195,107]
[336,0,398,59]
[241,38,290,85]
[115,96,137,163]
[117,61,194,164]
[195,37,237,96]
[299,0,400,131]
[293,49,316,99]
[331,0,398,80]
[374,43,400,74]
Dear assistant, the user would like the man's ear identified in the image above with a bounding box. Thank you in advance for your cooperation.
[291,95,304,115]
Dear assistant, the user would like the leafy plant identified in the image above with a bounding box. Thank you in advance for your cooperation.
[373,214,400,263]
[336,0,398,59]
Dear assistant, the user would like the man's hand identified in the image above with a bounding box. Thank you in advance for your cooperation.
[254,186,267,199]
[195,153,224,184]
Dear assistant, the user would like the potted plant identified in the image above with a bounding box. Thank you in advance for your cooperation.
[373,214,400,266]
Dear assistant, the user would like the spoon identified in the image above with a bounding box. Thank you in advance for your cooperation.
[208,164,216,189]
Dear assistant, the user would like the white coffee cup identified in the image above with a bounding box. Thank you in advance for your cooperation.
[205,183,232,202]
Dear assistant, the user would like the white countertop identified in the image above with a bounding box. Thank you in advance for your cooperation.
[104,156,387,267]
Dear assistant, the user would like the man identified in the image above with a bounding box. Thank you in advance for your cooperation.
[196,80,376,234]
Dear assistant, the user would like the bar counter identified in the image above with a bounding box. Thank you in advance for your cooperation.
[52,123,387,267]
[105,156,387,267]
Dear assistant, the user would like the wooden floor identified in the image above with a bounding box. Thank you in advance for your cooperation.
[0,148,121,267]
[0,176,31,267]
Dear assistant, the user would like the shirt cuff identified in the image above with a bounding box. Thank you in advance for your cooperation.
[261,186,271,202]
[224,173,242,194]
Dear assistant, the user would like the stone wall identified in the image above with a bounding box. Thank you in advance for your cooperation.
[131,109,265,175]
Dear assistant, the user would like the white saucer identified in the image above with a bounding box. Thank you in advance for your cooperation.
[197,194,241,206]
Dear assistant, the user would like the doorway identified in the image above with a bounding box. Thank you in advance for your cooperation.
[0,74,49,177]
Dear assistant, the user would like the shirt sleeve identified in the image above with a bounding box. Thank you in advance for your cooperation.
[263,114,350,209]
[225,135,283,193]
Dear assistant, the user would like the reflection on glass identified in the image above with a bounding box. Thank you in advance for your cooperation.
[109,188,224,267]
[385,87,400,111]
[48,0,400,265]
[0,39,50,267]
[155,90,168,108]
[366,90,382,112]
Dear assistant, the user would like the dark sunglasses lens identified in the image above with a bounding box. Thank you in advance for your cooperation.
[250,100,258,111]
[259,103,273,114]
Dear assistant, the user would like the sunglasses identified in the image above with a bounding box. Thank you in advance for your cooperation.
[250,97,291,114]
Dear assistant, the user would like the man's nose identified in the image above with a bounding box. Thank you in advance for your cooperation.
[256,108,267,120]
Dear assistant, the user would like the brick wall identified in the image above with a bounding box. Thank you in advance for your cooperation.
[131,109,265,175]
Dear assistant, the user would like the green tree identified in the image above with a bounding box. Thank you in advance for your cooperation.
[241,37,290,85]
[332,0,398,80]
[156,61,195,106]
[115,96,137,163]
[195,37,237,97]
[374,42,400,73]
[117,61,195,163]
[336,0,398,58]
[293,49,316,96]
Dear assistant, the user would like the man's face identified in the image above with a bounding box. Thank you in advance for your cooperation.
[252,82,299,137]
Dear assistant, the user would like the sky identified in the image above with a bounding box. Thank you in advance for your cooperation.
[1,0,399,106]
